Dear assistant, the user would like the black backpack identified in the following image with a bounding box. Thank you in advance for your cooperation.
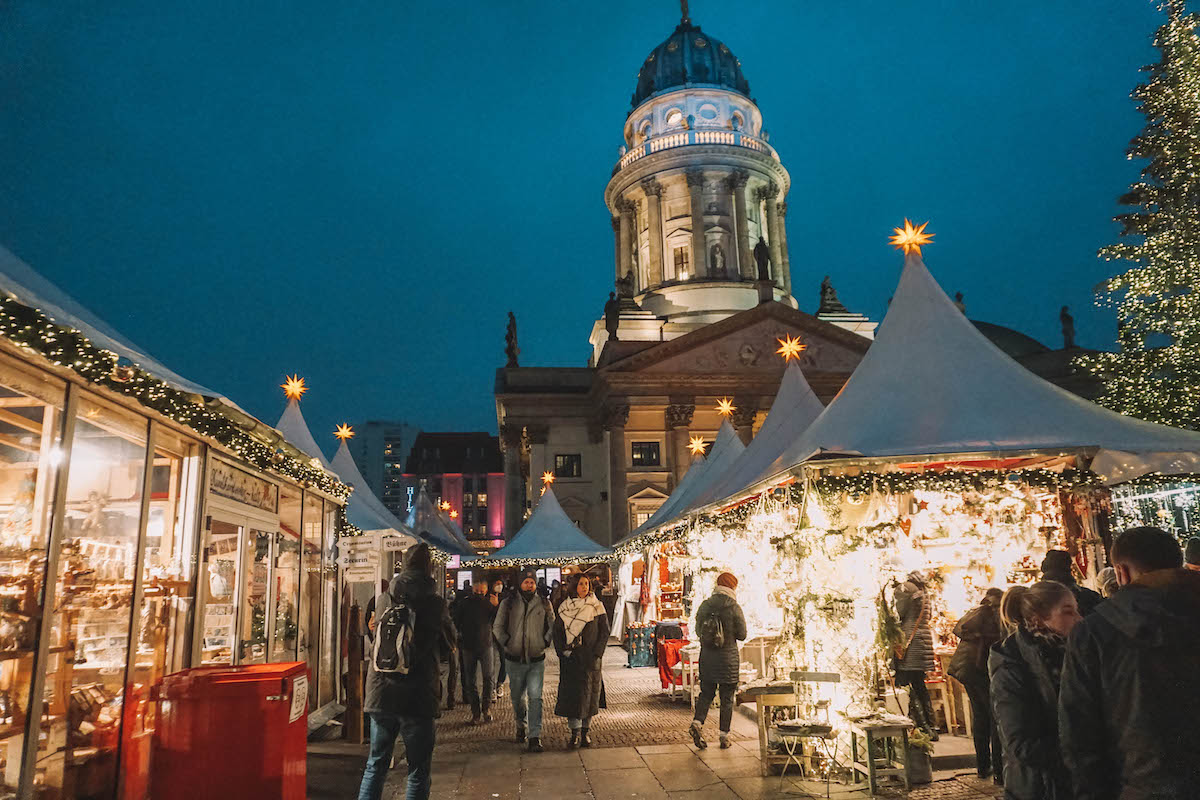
[372,594,415,674]
[699,610,725,648]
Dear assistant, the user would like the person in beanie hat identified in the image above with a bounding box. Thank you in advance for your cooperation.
[689,572,746,749]
[359,542,455,800]
[1184,537,1200,572]
[1041,549,1102,616]
[493,567,555,752]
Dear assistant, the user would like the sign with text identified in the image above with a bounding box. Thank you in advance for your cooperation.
[209,458,279,513]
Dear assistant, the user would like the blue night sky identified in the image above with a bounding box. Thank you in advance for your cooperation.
[0,1,1167,446]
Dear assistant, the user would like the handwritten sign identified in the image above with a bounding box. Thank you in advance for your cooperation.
[209,458,279,513]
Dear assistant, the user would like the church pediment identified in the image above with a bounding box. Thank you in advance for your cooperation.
[602,302,869,376]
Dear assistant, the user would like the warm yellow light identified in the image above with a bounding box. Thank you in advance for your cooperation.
[776,335,807,362]
[688,436,708,456]
[449,510,459,519]
[889,218,934,255]
[716,397,736,417]
[281,374,308,400]
[440,501,451,511]
[334,423,354,441]
[541,471,555,485]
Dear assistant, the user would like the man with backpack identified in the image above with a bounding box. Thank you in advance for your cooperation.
[358,542,455,800]
[689,572,747,750]
[493,567,554,752]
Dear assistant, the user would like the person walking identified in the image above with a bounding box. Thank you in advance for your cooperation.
[493,567,554,752]
[1060,527,1200,799]
[688,572,747,750]
[490,579,507,700]
[893,570,938,739]
[453,580,497,725]
[553,574,610,749]
[358,543,455,800]
[1040,549,1102,616]
[1184,536,1200,573]
[988,581,1081,800]
[947,588,1004,783]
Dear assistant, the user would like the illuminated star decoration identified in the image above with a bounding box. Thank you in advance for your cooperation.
[541,471,555,485]
[688,436,708,456]
[334,423,354,441]
[440,501,451,511]
[281,374,308,400]
[889,219,934,256]
[716,397,736,417]
[776,335,807,362]
[449,510,459,520]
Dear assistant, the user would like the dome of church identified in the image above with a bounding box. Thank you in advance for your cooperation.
[631,20,751,110]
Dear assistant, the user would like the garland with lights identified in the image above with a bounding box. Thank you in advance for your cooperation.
[459,554,614,569]
[0,295,352,503]
[1080,0,1200,430]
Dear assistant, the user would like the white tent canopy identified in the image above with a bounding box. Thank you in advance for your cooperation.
[483,488,612,563]
[275,399,333,469]
[330,440,418,541]
[693,363,824,509]
[619,452,707,545]
[758,251,1200,486]
[406,486,476,557]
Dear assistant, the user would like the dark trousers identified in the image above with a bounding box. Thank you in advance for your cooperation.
[444,647,458,709]
[358,712,435,800]
[960,675,1003,777]
[694,681,737,733]
[895,670,935,734]
[494,640,506,685]
[461,646,494,716]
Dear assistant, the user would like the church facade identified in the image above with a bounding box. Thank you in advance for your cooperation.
[495,10,1096,546]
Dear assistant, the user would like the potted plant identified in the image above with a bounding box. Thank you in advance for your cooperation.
[907,728,934,784]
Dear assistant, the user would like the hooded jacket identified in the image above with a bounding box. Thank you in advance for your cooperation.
[364,567,455,718]
[895,574,936,673]
[989,628,1072,800]
[492,589,554,663]
[1059,568,1200,800]
[695,587,747,684]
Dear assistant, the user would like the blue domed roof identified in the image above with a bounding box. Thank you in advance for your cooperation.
[631,20,751,110]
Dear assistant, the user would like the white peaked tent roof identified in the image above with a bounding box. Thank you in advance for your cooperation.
[331,440,417,539]
[692,363,825,508]
[406,487,475,557]
[275,399,333,469]
[619,452,708,544]
[758,251,1200,485]
[485,488,612,563]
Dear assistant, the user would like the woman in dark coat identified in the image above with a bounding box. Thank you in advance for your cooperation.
[988,581,1082,800]
[689,572,747,750]
[894,570,937,738]
[552,574,609,748]
[948,588,1004,782]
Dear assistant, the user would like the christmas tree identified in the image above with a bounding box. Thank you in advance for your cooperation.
[1083,0,1200,429]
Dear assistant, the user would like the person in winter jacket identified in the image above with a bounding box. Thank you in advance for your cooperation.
[894,570,938,739]
[1040,549,1102,617]
[552,574,610,748]
[490,579,507,697]
[948,588,1004,782]
[1184,536,1200,572]
[492,567,555,752]
[1059,526,1200,800]
[358,543,455,800]
[988,580,1081,800]
[453,580,497,725]
[689,572,747,750]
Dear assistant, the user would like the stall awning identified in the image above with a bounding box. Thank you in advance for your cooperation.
[481,488,612,564]
[760,251,1200,484]
[275,399,333,470]
[330,440,419,540]
[406,486,476,557]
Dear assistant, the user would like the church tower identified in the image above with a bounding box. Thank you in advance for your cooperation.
[593,4,795,361]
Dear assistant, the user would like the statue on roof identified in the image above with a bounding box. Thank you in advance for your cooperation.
[1060,305,1076,350]
[505,311,520,367]
[817,275,848,315]
[753,238,771,282]
[616,270,635,299]
[604,292,621,341]
[954,292,966,313]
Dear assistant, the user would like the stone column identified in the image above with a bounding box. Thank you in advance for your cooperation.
[665,401,695,488]
[605,404,631,545]
[778,200,792,296]
[731,403,757,445]
[618,198,635,285]
[728,170,752,280]
[762,181,784,288]
[500,423,525,538]
[642,178,664,287]
[525,424,549,500]
[686,169,707,278]
[611,216,622,284]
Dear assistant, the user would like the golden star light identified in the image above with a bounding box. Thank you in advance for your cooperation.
[541,471,555,485]
[334,423,354,441]
[688,436,708,456]
[449,510,459,520]
[889,219,934,255]
[281,374,308,400]
[776,335,807,362]
[439,501,451,511]
[716,397,736,417]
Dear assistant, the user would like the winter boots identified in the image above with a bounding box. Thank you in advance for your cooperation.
[579,727,591,748]
[689,720,707,749]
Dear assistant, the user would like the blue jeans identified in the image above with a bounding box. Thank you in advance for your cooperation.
[505,658,545,738]
[358,712,436,800]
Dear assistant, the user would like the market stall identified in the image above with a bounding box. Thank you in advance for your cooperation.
[472,487,611,570]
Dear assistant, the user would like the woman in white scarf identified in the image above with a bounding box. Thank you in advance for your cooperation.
[552,573,610,748]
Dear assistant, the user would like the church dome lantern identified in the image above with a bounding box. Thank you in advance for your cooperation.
[631,20,751,110]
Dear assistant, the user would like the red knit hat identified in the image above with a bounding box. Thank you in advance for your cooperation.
[716,572,738,590]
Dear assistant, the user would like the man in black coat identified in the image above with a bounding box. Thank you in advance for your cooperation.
[1060,527,1200,800]
[358,543,455,800]
[1041,549,1102,617]
[453,580,497,724]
